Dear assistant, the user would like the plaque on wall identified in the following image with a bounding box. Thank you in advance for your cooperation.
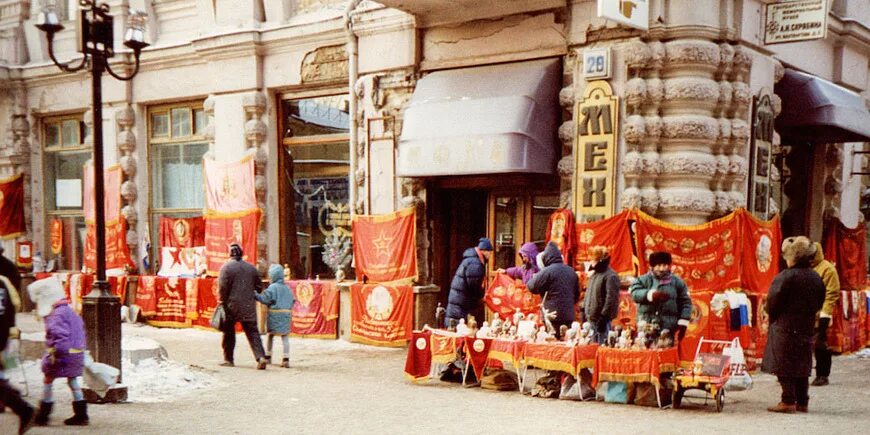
[573,80,619,222]
[748,89,775,219]
[301,45,349,84]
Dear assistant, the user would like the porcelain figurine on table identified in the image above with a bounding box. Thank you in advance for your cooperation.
[477,321,491,338]
[657,329,673,349]
[456,318,470,336]
[491,313,502,332]
[512,308,524,326]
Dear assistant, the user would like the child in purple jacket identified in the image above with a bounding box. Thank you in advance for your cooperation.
[28,278,89,426]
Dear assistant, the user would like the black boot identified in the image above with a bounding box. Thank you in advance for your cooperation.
[281,357,289,368]
[63,400,88,426]
[34,401,52,426]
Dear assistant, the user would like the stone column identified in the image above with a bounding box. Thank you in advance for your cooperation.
[116,106,139,272]
[243,91,269,273]
[2,84,32,243]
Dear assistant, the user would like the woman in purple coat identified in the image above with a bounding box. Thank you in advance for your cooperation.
[497,242,540,284]
[27,278,89,426]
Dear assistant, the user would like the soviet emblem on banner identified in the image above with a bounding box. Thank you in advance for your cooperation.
[366,285,394,321]
[755,233,773,272]
[318,200,351,237]
[296,281,315,308]
[174,219,190,246]
[415,336,427,351]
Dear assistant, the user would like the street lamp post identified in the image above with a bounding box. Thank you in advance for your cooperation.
[36,0,148,403]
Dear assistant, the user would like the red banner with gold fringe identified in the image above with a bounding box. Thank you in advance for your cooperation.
[484,272,540,319]
[404,330,433,382]
[634,210,741,293]
[546,208,576,267]
[739,210,781,294]
[204,209,260,275]
[352,207,417,283]
[160,216,205,248]
[289,280,338,338]
[349,283,413,346]
[823,220,867,291]
[574,209,635,275]
[50,219,63,255]
[0,173,25,239]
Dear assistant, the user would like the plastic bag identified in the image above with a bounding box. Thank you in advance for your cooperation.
[210,304,226,330]
[723,338,753,391]
[83,352,120,398]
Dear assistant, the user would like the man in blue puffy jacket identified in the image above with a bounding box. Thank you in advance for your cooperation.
[445,238,493,327]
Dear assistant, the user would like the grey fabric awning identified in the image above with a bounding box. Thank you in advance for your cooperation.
[396,59,561,177]
[775,69,870,144]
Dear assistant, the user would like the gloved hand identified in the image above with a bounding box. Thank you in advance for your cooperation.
[649,290,670,304]
[676,324,687,342]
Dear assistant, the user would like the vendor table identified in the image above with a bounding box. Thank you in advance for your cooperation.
[592,347,679,407]
[520,342,598,396]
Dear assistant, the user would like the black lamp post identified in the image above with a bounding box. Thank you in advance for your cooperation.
[36,0,148,403]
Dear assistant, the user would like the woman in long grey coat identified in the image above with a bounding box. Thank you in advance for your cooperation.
[762,236,825,414]
[255,264,295,368]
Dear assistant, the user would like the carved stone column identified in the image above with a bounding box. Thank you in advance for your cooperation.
[243,91,268,273]
[115,106,139,271]
[2,84,32,241]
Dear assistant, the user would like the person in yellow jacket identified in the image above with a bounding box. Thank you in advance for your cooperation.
[810,242,840,387]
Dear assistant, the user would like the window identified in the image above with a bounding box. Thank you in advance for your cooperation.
[148,103,208,270]
[58,0,80,21]
[282,94,351,279]
[43,114,89,271]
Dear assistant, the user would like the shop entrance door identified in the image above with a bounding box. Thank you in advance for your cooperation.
[487,193,560,273]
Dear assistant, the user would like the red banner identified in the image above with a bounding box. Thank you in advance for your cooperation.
[739,210,781,294]
[203,155,257,215]
[484,272,541,319]
[84,219,135,271]
[349,283,413,346]
[593,347,679,388]
[137,275,159,316]
[151,277,188,327]
[823,219,867,291]
[404,331,433,382]
[615,291,638,329]
[546,208,576,267]
[83,164,122,223]
[204,210,261,275]
[464,336,494,380]
[193,277,220,329]
[289,280,339,338]
[430,332,459,364]
[634,210,741,293]
[574,209,635,275]
[352,207,417,283]
[50,219,63,255]
[0,173,25,239]
[160,216,205,248]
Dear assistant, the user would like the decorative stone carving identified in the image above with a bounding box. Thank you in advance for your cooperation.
[244,119,267,144]
[113,104,139,271]
[622,151,643,174]
[773,60,785,83]
[120,181,137,203]
[121,205,137,225]
[558,120,575,148]
[117,130,136,152]
[620,186,642,209]
[301,45,349,84]
[623,40,652,70]
[663,39,720,76]
[644,116,663,139]
[648,41,666,71]
[658,155,717,176]
[662,116,719,140]
[640,151,660,175]
[119,155,136,177]
[557,155,574,181]
[241,91,270,273]
[645,78,664,108]
[639,188,660,214]
[625,78,647,111]
[559,86,575,108]
[624,115,645,145]
[658,189,716,214]
[663,77,719,102]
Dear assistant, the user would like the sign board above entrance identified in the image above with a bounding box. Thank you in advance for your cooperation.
[597,0,649,31]
[573,80,619,222]
[764,0,828,45]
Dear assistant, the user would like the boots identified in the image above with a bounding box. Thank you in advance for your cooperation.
[63,400,88,426]
[256,357,268,370]
[34,401,52,425]
[767,402,796,414]
[265,354,272,364]
[281,357,289,368]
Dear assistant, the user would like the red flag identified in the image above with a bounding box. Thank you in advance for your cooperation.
[404,331,433,382]
[50,219,63,255]
[193,277,219,328]
[290,280,338,338]
[739,209,781,294]
[136,275,159,317]
[464,336,493,380]
[546,209,576,267]
[484,272,540,319]
[204,209,261,275]
[160,216,205,248]
[349,283,414,346]
[84,219,135,271]
[634,209,741,293]
[149,277,188,327]
[823,220,867,291]
[203,156,257,214]
[352,207,417,283]
[0,173,25,239]
[574,209,635,274]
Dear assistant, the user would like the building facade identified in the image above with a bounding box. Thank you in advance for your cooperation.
[1,1,868,306]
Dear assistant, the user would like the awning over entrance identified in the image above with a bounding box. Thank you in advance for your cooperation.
[775,69,870,144]
[396,58,560,177]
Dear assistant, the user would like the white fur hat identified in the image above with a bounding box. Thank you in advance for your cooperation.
[28,277,66,318]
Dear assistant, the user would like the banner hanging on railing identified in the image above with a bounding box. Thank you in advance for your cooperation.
[352,207,417,283]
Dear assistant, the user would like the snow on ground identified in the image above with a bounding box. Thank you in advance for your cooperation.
[121,357,221,403]
[851,348,870,358]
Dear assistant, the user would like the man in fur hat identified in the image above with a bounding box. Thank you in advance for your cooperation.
[218,243,268,370]
[583,246,620,344]
[762,236,825,413]
[629,251,692,340]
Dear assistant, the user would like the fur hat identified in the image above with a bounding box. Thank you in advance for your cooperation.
[477,237,494,251]
[781,236,816,263]
[229,243,243,259]
[28,276,66,318]
[648,251,672,267]
[588,246,610,262]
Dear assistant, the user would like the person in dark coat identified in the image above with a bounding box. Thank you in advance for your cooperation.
[27,278,88,426]
[0,276,34,433]
[445,238,493,326]
[629,251,692,338]
[218,243,268,370]
[762,236,826,414]
[527,242,580,337]
[0,246,22,300]
[583,246,620,344]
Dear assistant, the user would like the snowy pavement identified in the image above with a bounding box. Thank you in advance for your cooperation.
[3,313,870,434]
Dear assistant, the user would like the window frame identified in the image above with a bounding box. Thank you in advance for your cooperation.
[146,101,208,272]
[42,113,89,271]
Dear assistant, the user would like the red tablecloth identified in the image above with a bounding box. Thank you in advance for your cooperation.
[593,347,679,387]
[523,342,598,377]
[487,338,526,371]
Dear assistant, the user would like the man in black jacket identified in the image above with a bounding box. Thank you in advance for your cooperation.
[527,242,580,338]
[445,238,493,326]
[218,243,267,370]
[0,278,34,433]
[583,246,620,344]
